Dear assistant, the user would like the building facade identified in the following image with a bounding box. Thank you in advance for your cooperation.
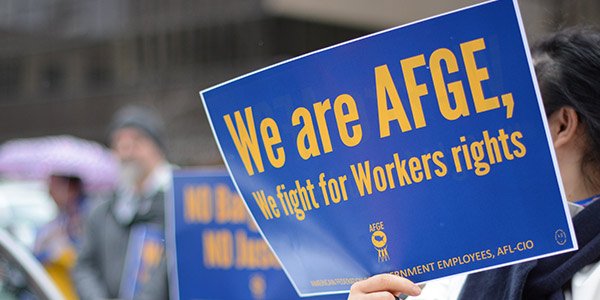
[0,0,597,165]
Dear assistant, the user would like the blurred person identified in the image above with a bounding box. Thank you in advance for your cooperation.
[34,174,87,300]
[73,105,171,300]
[349,27,600,300]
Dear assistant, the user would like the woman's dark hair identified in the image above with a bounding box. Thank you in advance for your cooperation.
[64,175,83,191]
[531,26,600,186]
[53,174,84,194]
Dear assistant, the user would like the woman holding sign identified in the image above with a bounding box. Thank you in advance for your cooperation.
[349,27,600,300]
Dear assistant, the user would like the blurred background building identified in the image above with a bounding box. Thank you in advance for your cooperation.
[0,0,598,166]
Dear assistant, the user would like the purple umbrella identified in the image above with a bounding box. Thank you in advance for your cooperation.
[0,135,119,193]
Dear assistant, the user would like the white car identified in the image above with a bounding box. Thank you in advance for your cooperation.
[0,180,57,249]
[0,180,62,299]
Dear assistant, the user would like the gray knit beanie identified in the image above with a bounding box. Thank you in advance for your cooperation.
[107,104,167,154]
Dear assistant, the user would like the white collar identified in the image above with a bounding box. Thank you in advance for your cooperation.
[568,202,585,218]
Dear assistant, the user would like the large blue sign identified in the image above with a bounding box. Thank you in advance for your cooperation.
[167,170,346,299]
[199,0,576,296]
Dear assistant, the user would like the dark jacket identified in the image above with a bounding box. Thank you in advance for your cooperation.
[73,188,168,300]
[459,200,600,300]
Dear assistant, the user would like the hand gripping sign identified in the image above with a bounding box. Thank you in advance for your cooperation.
[200,0,576,296]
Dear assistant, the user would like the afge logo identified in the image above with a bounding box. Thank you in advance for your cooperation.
[369,221,390,262]
[249,273,266,300]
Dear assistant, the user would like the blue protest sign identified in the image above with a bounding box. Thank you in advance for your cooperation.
[167,169,346,299]
[200,0,576,296]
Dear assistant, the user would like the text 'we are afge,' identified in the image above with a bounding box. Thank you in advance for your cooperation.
[221,36,527,223]
[223,37,514,177]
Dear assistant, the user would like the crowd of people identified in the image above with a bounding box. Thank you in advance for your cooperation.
[7,25,600,300]
[28,105,172,300]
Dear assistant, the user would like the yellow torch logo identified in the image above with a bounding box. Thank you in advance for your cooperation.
[370,221,390,262]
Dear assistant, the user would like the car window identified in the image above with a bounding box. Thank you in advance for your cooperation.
[0,229,63,300]
[1,254,42,299]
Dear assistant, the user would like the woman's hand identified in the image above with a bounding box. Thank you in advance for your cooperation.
[349,274,421,299]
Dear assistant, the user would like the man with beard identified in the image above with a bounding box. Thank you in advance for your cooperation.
[74,105,171,300]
